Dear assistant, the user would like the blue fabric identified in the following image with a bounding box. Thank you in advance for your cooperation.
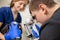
[30,24,40,38]
[0,7,22,30]
[30,26,39,38]
[4,22,22,40]
[32,29,39,38]
[35,24,40,32]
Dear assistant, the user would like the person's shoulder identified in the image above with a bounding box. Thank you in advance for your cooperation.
[0,7,10,11]
[0,7,11,15]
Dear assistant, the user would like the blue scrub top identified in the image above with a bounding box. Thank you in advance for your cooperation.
[0,7,22,30]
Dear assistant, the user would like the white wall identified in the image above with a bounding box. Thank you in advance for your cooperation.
[0,0,11,7]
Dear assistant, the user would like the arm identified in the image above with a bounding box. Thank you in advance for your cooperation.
[0,8,5,40]
[0,8,4,28]
[0,32,5,40]
[0,21,5,40]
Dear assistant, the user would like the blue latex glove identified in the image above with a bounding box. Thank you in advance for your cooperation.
[4,22,22,40]
[31,24,40,38]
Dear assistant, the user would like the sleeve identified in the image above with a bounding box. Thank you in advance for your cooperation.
[39,22,60,40]
[0,8,4,22]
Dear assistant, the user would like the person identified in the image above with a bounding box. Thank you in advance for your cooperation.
[0,0,29,40]
[0,33,5,40]
[29,0,60,40]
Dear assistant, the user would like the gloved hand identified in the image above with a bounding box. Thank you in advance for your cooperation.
[4,22,22,40]
[30,24,40,39]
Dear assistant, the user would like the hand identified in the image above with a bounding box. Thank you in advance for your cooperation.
[0,32,5,40]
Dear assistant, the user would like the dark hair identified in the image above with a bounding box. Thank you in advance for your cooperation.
[29,0,57,11]
[10,0,29,8]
